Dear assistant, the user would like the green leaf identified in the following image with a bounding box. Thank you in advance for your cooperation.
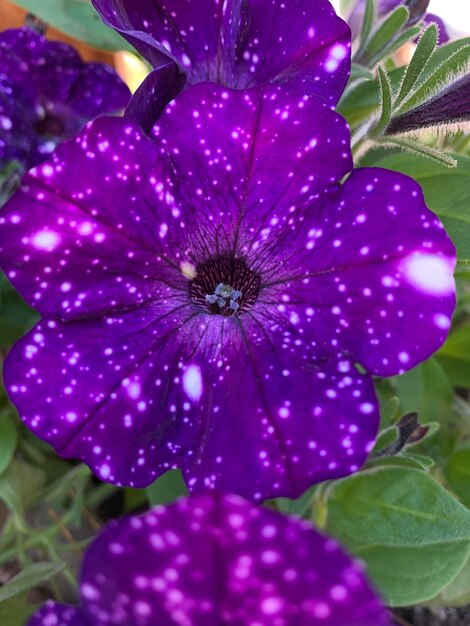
[324,466,470,605]
[146,470,188,507]
[0,459,46,513]
[273,485,317,518]
[359,0,376,50]
[356,6,410,66]
[374,136,457,167]
[374,65,393,134]
[445,449,470,506]
[395,24,438,107]
[0,562,65,603]
[437,325,470,388]
[372,25,421,66]
[0,413,17,476]
[364,151,470,262]
[10,0,134,52]
[0,592,36,626]
[397,41,470,114]
[438,552,470,605]
[395,358,453,424]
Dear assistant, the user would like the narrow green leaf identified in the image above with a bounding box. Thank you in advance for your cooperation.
[395,24,438,107]
[359,0,376,50]
[369,25,421,66]
[398,42,470,114]
[0,562,65,602]
[0,413,17,476]
[356,6,410,66]
[324,466,470,605]
[146,470,188,507]
[10,0,134,52]
[375,65,393,134]
[376,136,458,167]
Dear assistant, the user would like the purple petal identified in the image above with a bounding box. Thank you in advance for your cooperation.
[76,494,390,625]
[424,13,450,44]
[92,0,351,105]
[125,64,185,133]
[153,83,352,231]
[28,602,91,626]
[0,118,185,320]
[270,168,456,377]
[4,310,379,498]
[0,28,130,169]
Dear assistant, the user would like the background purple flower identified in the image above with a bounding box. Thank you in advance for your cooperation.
[0,83,455,500]
[0,27,131,171]
[92,0,351,108]
[348,0,450,44]
[28,493,391,626]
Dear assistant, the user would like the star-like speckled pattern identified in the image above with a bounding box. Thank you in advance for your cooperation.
[28,494,392,626]
[0,83,456,500]
[0,27,130,170]
[93,0,351,107]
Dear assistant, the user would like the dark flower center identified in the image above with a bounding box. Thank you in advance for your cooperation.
[34,112,66,138]
[190,256,261,317]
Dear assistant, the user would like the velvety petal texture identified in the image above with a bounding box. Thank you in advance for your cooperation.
[0,83,456,500]
[28,494,392,626]
[0,27,130,170]
[92,0,351,106]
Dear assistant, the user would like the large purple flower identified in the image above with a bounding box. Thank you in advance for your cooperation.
[0,83,455,500]
[0,27,131,171]
[92,0,351,107]
[28,493,391,626]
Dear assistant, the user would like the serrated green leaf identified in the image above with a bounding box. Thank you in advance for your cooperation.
[398,42,470,114]
[324,466,470,605]
[146,470,188,507]
[395,24,438,107]
[375,65,393,134]
[10,0,134,52]
[0,563,65,603]
[0,413,17,476]
[356,6,410,66]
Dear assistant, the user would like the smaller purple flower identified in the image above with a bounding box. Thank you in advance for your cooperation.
[348,0,450,44]
[0,27,131,171]
[92,0,351,107]
[28,493,392,626]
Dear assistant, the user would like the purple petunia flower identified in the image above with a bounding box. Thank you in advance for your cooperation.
[0,27,131,172]
[92,0,352,108]
[0,82,456,500]
[28,493,392,626]
[348,0,450,44]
